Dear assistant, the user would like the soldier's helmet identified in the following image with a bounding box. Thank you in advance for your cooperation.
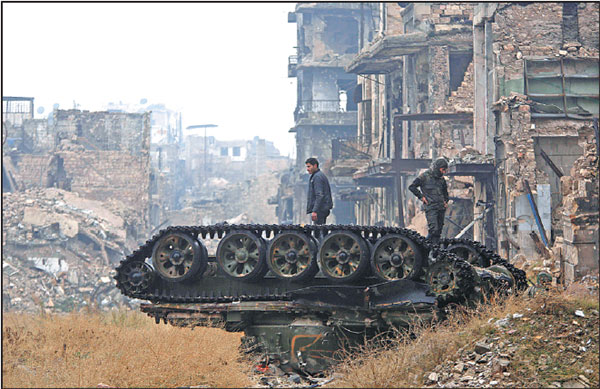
[432,157,448,170]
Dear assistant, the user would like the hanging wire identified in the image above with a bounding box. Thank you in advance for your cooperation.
[358,74,386,86]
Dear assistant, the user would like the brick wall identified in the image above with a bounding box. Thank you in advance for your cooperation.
[429,3,473,28]
[53,110,149,154]
[578,3,599,50]
[12,155,53,188]
[59,150,150,217]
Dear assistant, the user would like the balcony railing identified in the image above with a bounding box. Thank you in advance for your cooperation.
[298,100,345,112]
[288,55,298,77]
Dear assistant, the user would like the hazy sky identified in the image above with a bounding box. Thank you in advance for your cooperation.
[2,3,298,157]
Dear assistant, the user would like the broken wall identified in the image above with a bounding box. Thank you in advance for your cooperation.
[53,109,149,153]
[5,109,152,233]
[489,3,599,281]
[296,4,361,66]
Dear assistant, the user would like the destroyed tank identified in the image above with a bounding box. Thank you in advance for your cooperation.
[114,224,527,374]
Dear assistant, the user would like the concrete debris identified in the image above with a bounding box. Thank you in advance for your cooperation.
[2,188,143,313]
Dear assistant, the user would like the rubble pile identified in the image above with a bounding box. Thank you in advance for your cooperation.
[492,92,532,113]
[424,303,598,388]
[2,188,144,313]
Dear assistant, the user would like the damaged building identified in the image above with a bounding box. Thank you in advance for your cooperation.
[2,98,290,312]
[276,3,380,224]
[2,100,153,311]
[326,2,598,284]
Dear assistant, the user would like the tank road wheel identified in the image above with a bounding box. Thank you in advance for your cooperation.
[370,234,423,281]
[267,232,318,282]
[152,232,207,282]
[445,242,490,267]
[486,265,516,290]
[318,231,370,283]
[217,230,267,282]
[427,259,473,304]
[118,261,155,294]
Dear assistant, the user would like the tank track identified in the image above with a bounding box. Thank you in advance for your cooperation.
[115,224,523,305]
[441,238,528,291]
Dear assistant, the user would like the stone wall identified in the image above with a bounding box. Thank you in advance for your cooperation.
[11,155,54,188]
[53,109,149,154]
[578,3,599,49]
[59,150,150,219]
[489,3,599,280]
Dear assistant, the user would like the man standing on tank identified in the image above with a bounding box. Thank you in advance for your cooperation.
[305,157,333,225]
[408,157,450,244]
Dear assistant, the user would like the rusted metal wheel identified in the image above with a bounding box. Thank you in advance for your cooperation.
[118,261,155,294]
[370,234,423,281]
[152,232,207,282]
[427,260,466,303]
[267,231,318,282]
[217,230,267,282]
[486,265,515,290]
[317,231,370,283]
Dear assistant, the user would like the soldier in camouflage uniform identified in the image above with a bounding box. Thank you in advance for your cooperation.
[408,158,449,244]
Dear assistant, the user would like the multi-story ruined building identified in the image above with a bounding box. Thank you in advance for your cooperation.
[345,3,476,236]
[334,2,598,284]
[278,3,379,224]
[2,101,152,238]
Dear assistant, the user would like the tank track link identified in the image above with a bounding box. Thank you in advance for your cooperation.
[115,224,482,304]
[441,238,528,291]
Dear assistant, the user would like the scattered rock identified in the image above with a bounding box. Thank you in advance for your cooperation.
[287,374,301,384]
[495,318,510,327]
[427,372,439,382]
[475,342,491,354]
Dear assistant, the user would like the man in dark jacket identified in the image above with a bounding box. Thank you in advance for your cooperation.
[408,157,449,244]
[305,157,333,224]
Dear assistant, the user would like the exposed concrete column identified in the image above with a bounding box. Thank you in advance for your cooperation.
[402,55,417,158]
[484,20,496,155]
[473,24,486,154]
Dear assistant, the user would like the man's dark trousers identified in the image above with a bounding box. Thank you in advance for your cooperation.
[314,210,330,225]
[425,208,445,244]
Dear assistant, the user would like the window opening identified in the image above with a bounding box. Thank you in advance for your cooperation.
[449,51,472,93]
[524,57,599,119]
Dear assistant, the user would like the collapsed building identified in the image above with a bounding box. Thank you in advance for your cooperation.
[2,101,153,311]
[2,101,152,236]
[2,99,290,311]
[279,2,598,284]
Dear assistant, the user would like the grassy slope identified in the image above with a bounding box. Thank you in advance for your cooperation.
[3,286,598,388]
[329,286,599,388]
[2,310,253,388]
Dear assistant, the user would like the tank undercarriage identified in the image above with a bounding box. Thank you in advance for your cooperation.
[114,224,526,374]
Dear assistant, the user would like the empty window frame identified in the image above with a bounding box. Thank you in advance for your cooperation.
[525,57,599,119]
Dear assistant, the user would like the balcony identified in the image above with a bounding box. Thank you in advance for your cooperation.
[288,55,298,78]
[292,100,358,129]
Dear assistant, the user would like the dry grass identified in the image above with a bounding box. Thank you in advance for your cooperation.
[328,287,599,388]
[2,309,253,388]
